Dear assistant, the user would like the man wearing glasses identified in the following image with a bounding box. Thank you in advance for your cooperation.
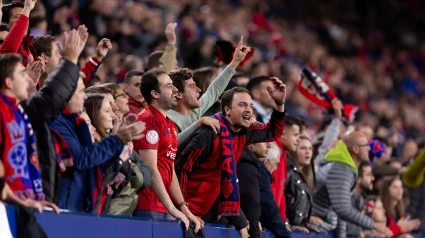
[312,131,392,237]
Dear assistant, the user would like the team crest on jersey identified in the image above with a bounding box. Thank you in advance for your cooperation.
[7,142,29,182]
[146,130,159,144]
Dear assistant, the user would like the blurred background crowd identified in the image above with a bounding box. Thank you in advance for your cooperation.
[2,0,425,237]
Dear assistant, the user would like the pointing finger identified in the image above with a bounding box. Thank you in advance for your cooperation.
[238,35,243,48]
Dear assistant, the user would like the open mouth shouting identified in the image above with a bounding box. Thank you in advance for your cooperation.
[242,113,251,123]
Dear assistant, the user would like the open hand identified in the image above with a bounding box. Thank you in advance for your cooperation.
[165,23,178,46]
[62,25,89,64]
[197,117,220,134]
[26,57,46,84]
[266,77,287,104]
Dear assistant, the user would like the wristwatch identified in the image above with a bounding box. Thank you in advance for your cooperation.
[178,201,189,208]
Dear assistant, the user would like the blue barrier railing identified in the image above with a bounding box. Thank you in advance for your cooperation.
[6,205,329,238]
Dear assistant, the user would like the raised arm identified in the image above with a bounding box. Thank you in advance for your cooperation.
[315,99,343,166]
[24,26,88,122]
[80,38,111,85]
[0,0,35,54]
[160,23,178,73]
[190,36,251,121]
[246,77,286,144]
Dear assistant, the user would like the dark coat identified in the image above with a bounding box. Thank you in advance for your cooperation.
[237,148,261,238]
[21,59,80,203]
[284,161,313,227]
[258,161,291,238]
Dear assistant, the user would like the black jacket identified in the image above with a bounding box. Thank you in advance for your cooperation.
[284,161,313,227]
[258,161,291,238]
[21,59,80,203]
[237,148,261,238]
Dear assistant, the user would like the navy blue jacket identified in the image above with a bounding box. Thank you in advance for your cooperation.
[258,161,291,238]
[49,113,124,212]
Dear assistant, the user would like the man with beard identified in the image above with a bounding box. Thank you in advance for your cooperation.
[346,162,374,237]
[312,131,392,237]
[175,78,287,238]
[167,36,250,134]
[132,69,201,232]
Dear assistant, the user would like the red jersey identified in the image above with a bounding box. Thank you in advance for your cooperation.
[133,106,178,213]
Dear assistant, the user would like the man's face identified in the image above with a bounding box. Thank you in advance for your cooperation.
[181,78,201,109]
[45,42,62,74]
[9,62,31,101]
[9,7,23,27]
[156,74,178,109]
[358,165,374,192]
[126,75,147,106]
[68,78,87,113]
[281,125,301,152]
[252,80,275,108]
[225,92,253,129]
[357,135,371,162]
[252,142,271,159]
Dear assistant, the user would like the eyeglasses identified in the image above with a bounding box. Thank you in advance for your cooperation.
[357,143,369,147]
[114,91,128,99]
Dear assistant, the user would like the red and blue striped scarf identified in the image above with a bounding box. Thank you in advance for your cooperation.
[0,93,44,200]
[212,113,240,216]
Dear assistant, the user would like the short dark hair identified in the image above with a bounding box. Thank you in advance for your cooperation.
[147,51,163,70]
[358,162,371,178]
[284,114,300,130]
[2,1,24,24]
[140,69,166,104]
[29,16,47,28]
[169,68,193,92]
[246,76,271,93]
[0,54,22,87]
[0,23,10,33]
[85,85,113,95]
[221,87,250,115]
[124,70,144,84]
[32,35,56,57]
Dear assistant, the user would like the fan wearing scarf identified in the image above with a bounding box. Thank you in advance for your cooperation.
[49,73,146,213]
[176,78,286,238]
[0,53,43,200]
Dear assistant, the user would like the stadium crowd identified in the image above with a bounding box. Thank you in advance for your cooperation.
[1,0,425,237]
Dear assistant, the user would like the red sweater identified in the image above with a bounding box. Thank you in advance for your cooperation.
[0,14,36,66]
[80,57,101,85]
[271,139,288,222]
[388,217,404,238]
[0,14,28,54]
[176,110,286,217]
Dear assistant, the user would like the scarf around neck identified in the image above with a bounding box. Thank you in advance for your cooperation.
[211,112,240,216]
[0,94,44,200]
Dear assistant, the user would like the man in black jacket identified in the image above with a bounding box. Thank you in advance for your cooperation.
[20,25,90,203]
[259,143,291,238]
[238,133,272,238]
